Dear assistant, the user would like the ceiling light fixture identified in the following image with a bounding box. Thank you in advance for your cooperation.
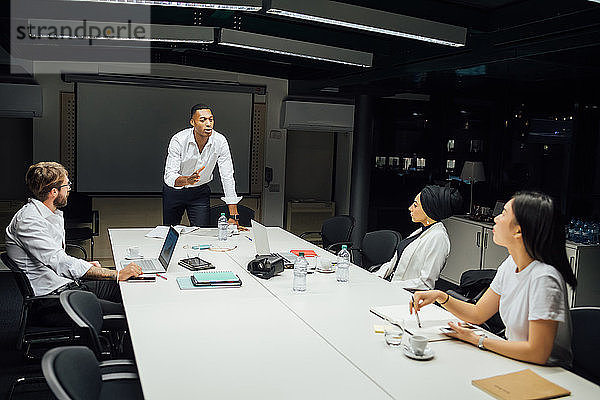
[267,0,466,47]
[65,0,262,11]
[219,29,373,67]
[27,20,215,44]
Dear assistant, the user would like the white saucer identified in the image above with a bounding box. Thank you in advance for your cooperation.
[124,255,144,260]
[402,346,434,361]
[317,268,335,274]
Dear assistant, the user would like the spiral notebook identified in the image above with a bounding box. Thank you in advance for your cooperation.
[176,271,242,290]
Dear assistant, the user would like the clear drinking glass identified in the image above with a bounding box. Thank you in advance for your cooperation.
[384,325,404,346]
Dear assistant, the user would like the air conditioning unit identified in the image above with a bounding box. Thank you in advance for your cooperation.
[281,100,354,132]
[0,83,42,117]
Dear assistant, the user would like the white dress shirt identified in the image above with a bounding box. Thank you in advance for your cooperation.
[5,198,91,296]
[377,222,450,290]
[163,128,242,204]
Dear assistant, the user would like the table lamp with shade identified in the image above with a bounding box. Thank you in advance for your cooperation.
[460,161,486,215]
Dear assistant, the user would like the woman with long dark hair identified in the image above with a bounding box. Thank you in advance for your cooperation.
[411,191,576,366]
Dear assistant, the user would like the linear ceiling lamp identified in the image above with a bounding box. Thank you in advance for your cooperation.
[267,0,467,47]
[27,20,215,44]
[65,0,262,11]
[219,28,373,67]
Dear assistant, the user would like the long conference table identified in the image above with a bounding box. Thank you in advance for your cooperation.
[108,227,600,399]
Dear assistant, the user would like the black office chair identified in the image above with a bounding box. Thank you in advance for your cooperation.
[570,307,600,384]
[42,346,143,400]
[446,269,505,336]
[300,215,355,254]
[63,193,99,261]
[352,230,402,273]
[2,252,79,399]
[59,290,131,361]
[0,253,76,357]
[209,204,255,227]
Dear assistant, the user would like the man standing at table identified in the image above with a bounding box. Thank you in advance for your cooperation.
[163,103,243,228]
[5,162,142,325]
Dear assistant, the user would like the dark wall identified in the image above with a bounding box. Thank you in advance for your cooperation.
[1,117,33,200]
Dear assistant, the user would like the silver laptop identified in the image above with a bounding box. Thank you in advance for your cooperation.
[251,220,297,264]
[120,226,179,273]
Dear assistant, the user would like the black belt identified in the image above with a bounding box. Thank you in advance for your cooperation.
[49,281,82,295]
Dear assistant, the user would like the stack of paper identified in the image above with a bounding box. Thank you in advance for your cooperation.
[145,225,199,239]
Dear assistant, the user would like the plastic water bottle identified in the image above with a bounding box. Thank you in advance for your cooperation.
[218,213,228,241]
[293,252,307,292]
[336,245,350,282]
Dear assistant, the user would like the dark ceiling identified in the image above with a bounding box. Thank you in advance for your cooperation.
[2,0,600,99]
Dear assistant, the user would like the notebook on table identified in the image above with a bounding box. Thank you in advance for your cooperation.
[472,369,570,400]
[251,220,297,266]
[176,271,242,290]
[119,226,179,274]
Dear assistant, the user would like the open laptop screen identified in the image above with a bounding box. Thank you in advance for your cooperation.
[159,227,179,268]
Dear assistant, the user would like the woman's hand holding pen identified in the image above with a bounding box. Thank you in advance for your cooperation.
[409,290,445,314]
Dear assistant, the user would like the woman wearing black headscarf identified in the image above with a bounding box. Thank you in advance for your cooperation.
[377,185,462,290]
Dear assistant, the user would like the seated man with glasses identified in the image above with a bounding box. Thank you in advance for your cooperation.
[5,162,142,325]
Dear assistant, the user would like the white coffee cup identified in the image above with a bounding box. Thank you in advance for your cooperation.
[409,335,428,356]
[126,246,141,259]
[227,223,239,234]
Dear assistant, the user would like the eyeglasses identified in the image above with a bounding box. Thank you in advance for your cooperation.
[58,181,72,189]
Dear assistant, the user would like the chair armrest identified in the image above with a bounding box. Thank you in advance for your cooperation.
[24,294,60,304]
[100,359,136,367]
[92,210,100,236]
[66,243,87,260]
[446,289,470,303]
[367,264,381,273]
[325,241,353,253]
[103,314,126,321]
[299,231,320,239]
[101,372,139,381]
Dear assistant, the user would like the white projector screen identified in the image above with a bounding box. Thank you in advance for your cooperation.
[76,82,253,193]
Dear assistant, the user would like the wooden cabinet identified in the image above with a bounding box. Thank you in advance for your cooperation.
[441,216,508,284]
[442,216,600,307]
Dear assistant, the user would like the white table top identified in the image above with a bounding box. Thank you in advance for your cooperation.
[109,227,600,399]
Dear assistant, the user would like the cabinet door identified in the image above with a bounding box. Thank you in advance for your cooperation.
[565,247,577,307]
[441,219,482,285]
[572,246,600,307]
[481,228,509,270]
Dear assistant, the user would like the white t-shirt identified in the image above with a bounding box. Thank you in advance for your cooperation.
[490,256,572,367]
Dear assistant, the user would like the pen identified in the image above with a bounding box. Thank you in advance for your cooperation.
[246,236,253,241]
[412,295,422,328]
[156,274,167,281]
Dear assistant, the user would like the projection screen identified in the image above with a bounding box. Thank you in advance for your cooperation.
[76,82,252,194]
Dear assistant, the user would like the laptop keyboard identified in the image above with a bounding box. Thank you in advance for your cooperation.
[135,259,162,272]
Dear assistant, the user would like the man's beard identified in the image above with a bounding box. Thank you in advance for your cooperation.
[54,192,68,208]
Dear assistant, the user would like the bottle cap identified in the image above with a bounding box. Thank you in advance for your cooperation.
[341,245,347,249]
[221,213,225,216]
